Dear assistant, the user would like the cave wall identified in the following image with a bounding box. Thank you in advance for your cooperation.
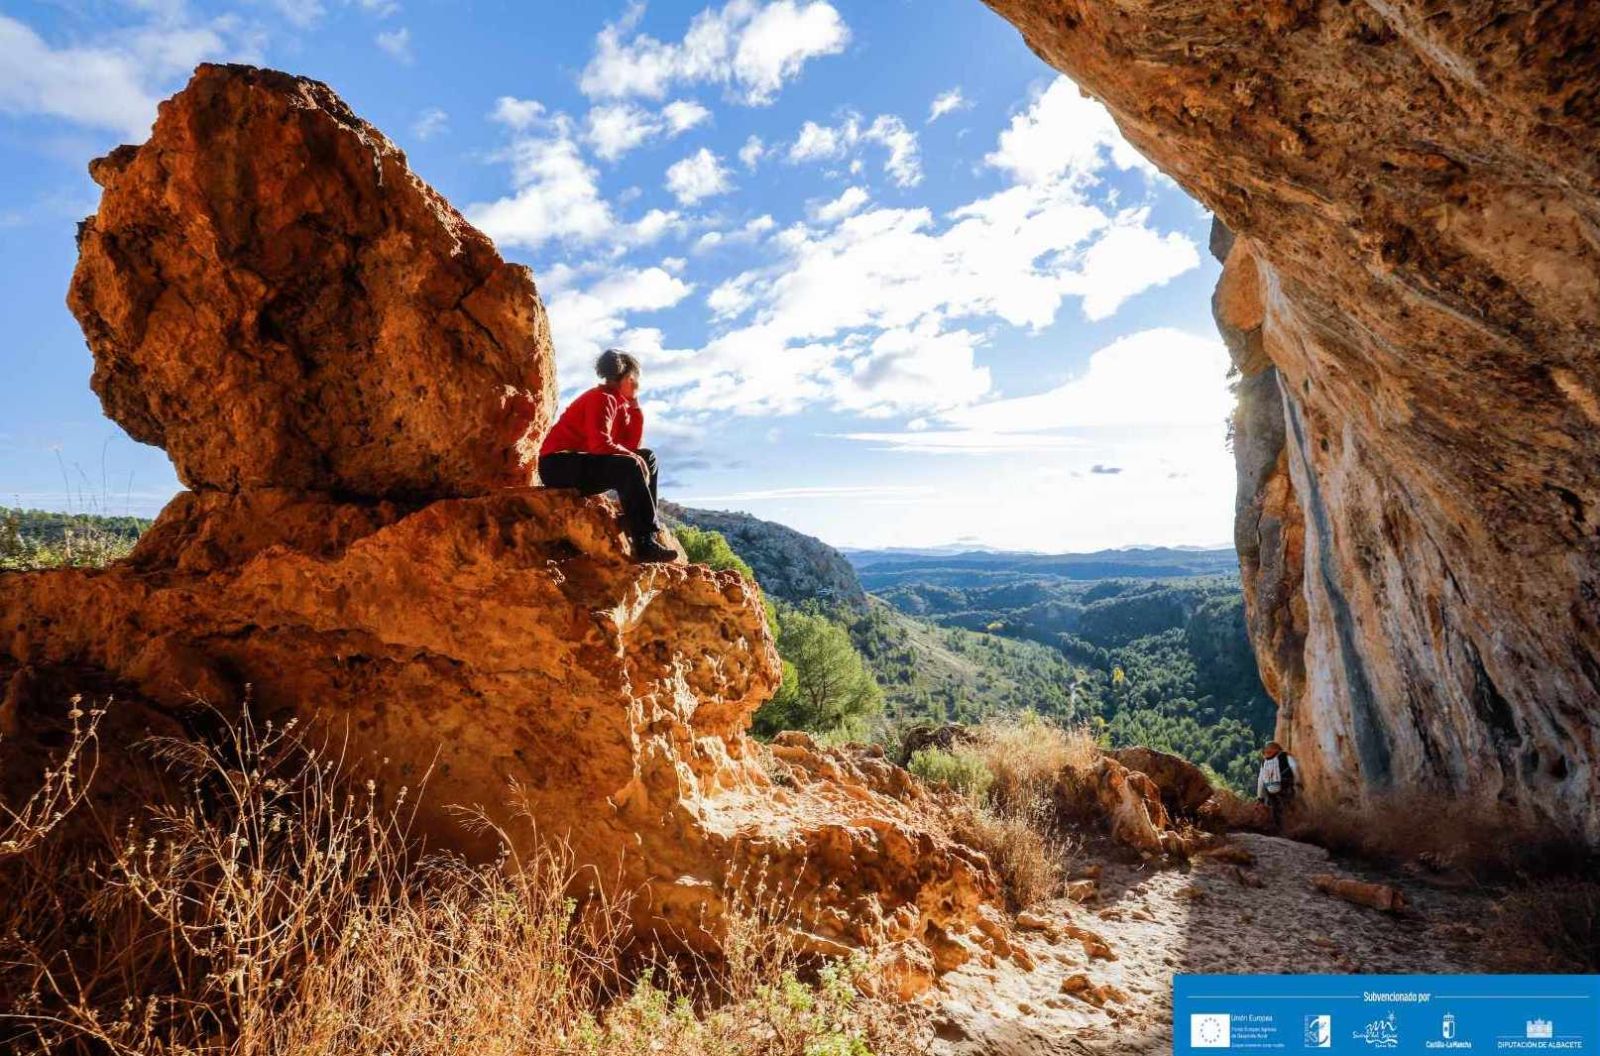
[984,0,1600,841]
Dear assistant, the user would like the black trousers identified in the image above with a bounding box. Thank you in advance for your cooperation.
[1266,790,1293,831]
[539,448,661,541]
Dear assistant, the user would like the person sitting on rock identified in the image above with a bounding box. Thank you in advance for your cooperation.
[539,349,676,563]
[1255,740,1299,831]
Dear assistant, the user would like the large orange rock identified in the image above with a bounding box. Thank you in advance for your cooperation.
[0,490,994,966]
[69,64,553,498]
[0,64,1003,984]
[983,1,1600,845]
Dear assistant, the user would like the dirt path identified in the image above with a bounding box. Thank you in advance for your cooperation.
[929,833,1496,1056]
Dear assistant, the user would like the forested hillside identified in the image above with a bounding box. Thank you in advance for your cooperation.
[661,502,867,609]
[860,564,1273,790]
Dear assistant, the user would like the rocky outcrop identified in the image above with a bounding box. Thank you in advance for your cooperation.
[1110,746,1214,819]
[984,1,1600,845]
[0,63,1002,987]
[70,65,553,498]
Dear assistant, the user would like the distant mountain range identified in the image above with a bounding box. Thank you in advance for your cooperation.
[844,545,1240,588]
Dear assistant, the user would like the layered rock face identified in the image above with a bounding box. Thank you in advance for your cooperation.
[984,2,1600,842]
[0,64,1000,982]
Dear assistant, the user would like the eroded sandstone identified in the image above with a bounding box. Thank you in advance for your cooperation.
[984,0,1600,844]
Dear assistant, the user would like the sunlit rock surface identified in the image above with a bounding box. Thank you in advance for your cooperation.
[983,1,1600,843]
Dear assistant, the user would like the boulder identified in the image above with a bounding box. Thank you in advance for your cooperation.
[1111,746,1214,818]
[983,1,1600,845]
[69,64,554,498]
[1092,757,1171,856]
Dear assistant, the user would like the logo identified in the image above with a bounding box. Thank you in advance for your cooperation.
[1442,1014,1456,1040]
[1353,1011,1399,1048]
[1191,1013,1231,1049]
[1527,1020,1554,1040]
[1305,1015,1332,1048]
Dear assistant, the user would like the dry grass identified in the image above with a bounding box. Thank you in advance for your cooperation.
[911,716,1096,911]
[0,706,923,1056]
[0,697,103,858]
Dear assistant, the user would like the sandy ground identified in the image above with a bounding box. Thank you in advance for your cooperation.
[928,833,1496,1056]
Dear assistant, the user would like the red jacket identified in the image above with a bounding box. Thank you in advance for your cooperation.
[539,384,644,457]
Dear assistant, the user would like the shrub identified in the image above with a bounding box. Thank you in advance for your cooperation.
[907,747,992,801]
[0,507,138,570]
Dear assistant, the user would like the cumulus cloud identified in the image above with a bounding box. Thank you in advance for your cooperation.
[584,99,710,161]
[411,106,448,140]
[738,133,765,168]
[986,76,1160,186]
[785,112,922,187]
[468,98,682,251]
[948,329,1230,431]
[542,262,695,388]
[0,12,233,138]
[375,26,412,62]
[664,147,733,205]
[648,79,1196,422]
[926,87,967,123]
[661,99,710,133]
[808,185,868,224]
[580,0,849,106]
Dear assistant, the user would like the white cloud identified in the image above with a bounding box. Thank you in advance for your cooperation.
[661,98,710,133]
[580,0,849,106]
[469,103,619,250]
[584,99,710,161]
[375,26,412,63]
[1063,212,1198,320]
[927,87,967,124]
[492,96,545,130]
[585,103,658,161]
[785,112,922,187]
[411,106,448,140]
[271,0,399,26]
[788,119,843,162]
[738,133,765,168]
[271,0,326,28]
[987,75,1159,187]
[679,484,937,502]
[866,115,920,188]
[808,185,868,224]
[470,99,685,251]
[833,430,1086,454]
[543,262,695,388]
[664,147,732,205]
[0,13,232,138]
[653,99,1195,420]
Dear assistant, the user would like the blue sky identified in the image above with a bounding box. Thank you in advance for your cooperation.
[0,0,1233,552]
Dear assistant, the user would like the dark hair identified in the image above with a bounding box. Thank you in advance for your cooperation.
[596,349,641,384]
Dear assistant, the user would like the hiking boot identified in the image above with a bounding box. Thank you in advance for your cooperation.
[632,535,677,563]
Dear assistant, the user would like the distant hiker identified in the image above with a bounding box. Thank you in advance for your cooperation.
[1255,740,1299,831]
[539,350,676,563]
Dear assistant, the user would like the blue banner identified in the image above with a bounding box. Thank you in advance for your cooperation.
[1175,975,1600,1055]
